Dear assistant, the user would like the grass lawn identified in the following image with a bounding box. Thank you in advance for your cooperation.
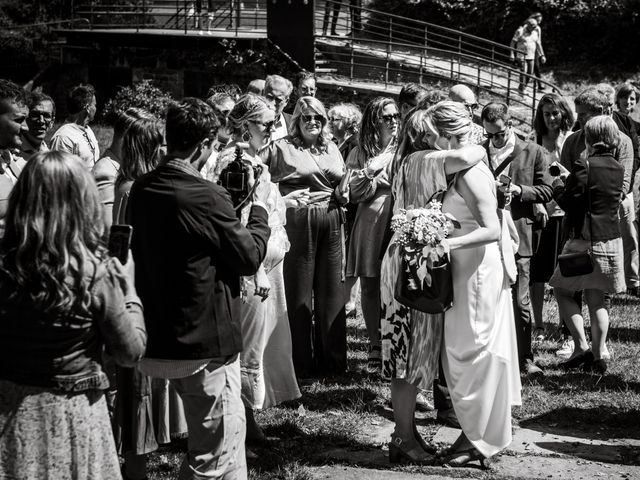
[144,289,640,479]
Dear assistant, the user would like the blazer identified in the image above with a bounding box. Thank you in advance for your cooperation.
[484,137,553,257]
[129,160,270,360]
[0,152,26,220]
[554,150,624,243]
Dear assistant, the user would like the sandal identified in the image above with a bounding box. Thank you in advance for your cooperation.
[388,435,434,465]
[442,447,488,469]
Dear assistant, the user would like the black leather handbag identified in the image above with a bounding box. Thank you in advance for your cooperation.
[394,256,453,313]
[393,165,453,314]
[557,160,595,278]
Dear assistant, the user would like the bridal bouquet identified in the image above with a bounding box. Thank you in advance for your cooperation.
[390,200,458,313]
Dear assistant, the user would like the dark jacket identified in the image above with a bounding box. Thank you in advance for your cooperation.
[554,150,624,243]
[0,261,146,392]
[129,160,270,360]
[612,110,640,181]
[484,137,553,257]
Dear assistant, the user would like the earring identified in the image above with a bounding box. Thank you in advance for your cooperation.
[242,128,252,142]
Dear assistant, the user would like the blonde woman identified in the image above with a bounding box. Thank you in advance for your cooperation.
[216,93,300,444]
[266,96,348,378]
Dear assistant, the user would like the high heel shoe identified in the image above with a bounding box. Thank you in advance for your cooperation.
[413,423,437,455]
[560,350,594,370]
[436,432,466,458]
[388,435,434,465]
[442,447,488,470]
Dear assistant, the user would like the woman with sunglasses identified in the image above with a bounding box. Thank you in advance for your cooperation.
[345,97,398,373]
[215,94,300,446]
[266,96,349,378]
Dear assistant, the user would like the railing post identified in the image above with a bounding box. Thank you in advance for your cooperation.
[184,0,188,34]
[350,27,355,80]
[175,0,179,29]
[424,25,428,49]
[506,70,511,106]
[531,82,538,124]
[419,47,424,85]
[490,46,495,85]
[385,18,392,87]
[139,0,146,32]
[89,1,93,30]
[457,35,461,78]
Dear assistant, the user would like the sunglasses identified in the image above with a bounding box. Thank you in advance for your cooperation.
[28,112,54,123]
[251,120,275,130]
[328,116,344,122]
[381,113,400,124]
[301,114,324,123]
[484,128,509,140]
[464,103,479,111]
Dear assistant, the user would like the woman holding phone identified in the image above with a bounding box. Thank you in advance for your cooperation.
[0,150,146,478]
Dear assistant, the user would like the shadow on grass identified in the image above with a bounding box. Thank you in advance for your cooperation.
[537,369,640,395]
[521,406,640,441]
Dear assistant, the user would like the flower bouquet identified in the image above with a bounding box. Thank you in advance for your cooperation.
[390,199,458,313]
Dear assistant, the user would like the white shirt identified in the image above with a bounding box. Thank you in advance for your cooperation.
[50,123,100,170]
[488,130,516,176]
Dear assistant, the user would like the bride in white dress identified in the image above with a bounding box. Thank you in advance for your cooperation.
[429,102,522,467]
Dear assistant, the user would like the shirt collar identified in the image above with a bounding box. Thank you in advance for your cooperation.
[162,156,202,178]
[489,130,516,156]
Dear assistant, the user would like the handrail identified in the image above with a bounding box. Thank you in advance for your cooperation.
[4,18,91,30]
[321,0,518,61]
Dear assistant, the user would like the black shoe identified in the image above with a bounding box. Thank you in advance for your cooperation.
[585,358,607,374]
[560,351,594,370]
[627,286,640,297]
[436,408,461,429]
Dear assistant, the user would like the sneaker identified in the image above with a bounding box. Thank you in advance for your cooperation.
[556,338,574,357]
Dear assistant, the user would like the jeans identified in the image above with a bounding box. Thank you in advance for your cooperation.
[518,59,535,91]
[172,356,246,480]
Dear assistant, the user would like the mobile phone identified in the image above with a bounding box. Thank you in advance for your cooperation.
[108,224,133,265]
[498,174,511,187]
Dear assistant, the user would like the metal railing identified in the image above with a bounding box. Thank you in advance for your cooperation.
[71,0,267,35]
[315,0,560,125]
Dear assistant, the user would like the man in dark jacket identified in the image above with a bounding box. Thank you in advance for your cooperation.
[482,102,553,376]
[130,98,271,479]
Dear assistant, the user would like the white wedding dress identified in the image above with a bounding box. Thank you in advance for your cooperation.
[441,163,522,458]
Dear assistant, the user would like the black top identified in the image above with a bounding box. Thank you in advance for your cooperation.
[554,150,624,243]
[129,161,270,360]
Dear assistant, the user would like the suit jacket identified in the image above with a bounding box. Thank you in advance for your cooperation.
[129,159,270,360]
[484,137,553,256]
[554,151,624,242]
[0,151,26,220]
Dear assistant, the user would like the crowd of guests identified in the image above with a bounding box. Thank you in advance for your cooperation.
[0,69,638,478]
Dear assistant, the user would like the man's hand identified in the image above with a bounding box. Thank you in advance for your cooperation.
[497,181,522,197]
[253,268,270,302]
[109,255,136,298]
[539,55,547,65]
[533,203,549,228]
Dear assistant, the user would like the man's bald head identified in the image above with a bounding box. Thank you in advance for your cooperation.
[449,84,476,105]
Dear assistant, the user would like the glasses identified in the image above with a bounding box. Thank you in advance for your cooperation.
[464,103,478,111]
[328,116,344,122]
[251,120,275,130]
[301,114,323,123]
[484,128,509,140]
[381,113,400,124]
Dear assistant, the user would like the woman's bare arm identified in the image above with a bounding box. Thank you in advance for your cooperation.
[444,164,501,251]
[443,145,486,175]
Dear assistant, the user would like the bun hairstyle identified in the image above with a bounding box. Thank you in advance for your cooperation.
[226,93,273,138]
[427,100,472,141]
[584,115,620,153]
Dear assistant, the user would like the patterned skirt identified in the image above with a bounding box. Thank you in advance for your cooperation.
[0,380,121,480]
[380,239,443,390]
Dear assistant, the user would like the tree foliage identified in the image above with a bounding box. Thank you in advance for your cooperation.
[101,80,173,124]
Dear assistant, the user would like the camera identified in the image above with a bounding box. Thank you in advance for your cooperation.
[218,146,263,208]
[549,164,561,177]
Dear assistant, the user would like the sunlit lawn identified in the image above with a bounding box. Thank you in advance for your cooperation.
[145,289,640,479]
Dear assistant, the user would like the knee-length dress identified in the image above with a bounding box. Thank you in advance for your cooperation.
[380,149,448,390]
[441,164,522,458]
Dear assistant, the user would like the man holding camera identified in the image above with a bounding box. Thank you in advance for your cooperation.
[129,98,271,479]
[481,102,553,377]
